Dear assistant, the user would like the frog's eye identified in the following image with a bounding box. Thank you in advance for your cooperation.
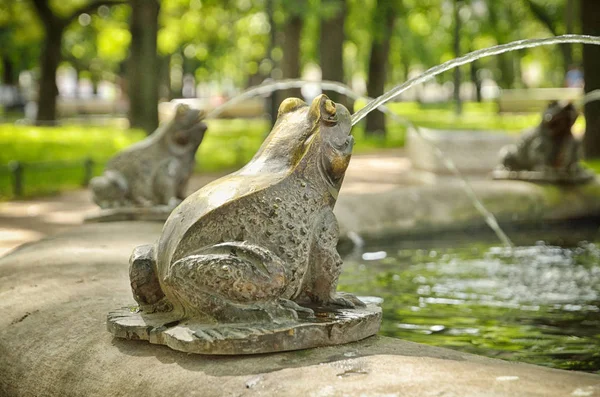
[175,104,190,119]
[308,94,338,124]
[278,98,307,117]
[323,99,337,122]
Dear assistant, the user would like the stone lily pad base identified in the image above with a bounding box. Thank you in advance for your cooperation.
[107,298,382,355]
[491,168,595,184]
[84,206,174,223]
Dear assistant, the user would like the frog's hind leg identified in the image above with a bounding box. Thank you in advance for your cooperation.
[129,244,172,313]
[165,242,297,323]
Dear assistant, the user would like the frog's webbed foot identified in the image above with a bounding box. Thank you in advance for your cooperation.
[278,298,314,317]
[328,292,366,309]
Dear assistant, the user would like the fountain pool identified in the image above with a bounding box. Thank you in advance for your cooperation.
[339,228,600,372]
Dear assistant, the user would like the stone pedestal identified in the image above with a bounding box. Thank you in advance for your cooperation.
[407,128,515,175]
[84,206,173,223]
[108,299,382,355]
[492,168,595,184]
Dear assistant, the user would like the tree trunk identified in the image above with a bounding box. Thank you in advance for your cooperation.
[453,0,462,115]
[320,0,347,105]
[128,0,160,134]
[2,58,16,86]
[159,55,171,101]
[564,0,577,71]
[582,0,600,159]
[470,60,482,102]
[36,28,63,123]
[365,0,396,136]
[276,12,303,107]
[265,0,278,127]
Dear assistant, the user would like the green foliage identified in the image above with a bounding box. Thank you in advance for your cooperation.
[0,124,144,165]
[0,123,144,198]
[0,104,549,199]
[0,120,269,198]
[158,0,271,86]
[583,159,600,174]
[0,0,43,76]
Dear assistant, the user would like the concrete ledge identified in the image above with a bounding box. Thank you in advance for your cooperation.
[336,178,600,242]
[407,128,515,174]
[1,223,599,396]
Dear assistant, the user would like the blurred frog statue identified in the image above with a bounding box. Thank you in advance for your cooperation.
[494,102,594,183]
[87,105,207,221]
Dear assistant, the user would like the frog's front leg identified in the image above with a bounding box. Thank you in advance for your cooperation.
[153,160,183,207]
[164,241,300,322]
[90,170,128,208]
[299,210,365,308]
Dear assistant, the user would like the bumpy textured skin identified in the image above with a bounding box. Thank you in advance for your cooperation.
[129,95,362,323]
[90,105,207,209]
[500,102,582,172]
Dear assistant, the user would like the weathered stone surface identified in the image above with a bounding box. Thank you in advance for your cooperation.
[107,300,382,355]
[84,206,173,223]
[336,177,600,242]
[492,168,595,184]
[1,223,599,397]
[407,127,515,174]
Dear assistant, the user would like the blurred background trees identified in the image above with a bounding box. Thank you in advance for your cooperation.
[1,0,599,154]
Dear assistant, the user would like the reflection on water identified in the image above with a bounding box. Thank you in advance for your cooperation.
[340,239,600,372]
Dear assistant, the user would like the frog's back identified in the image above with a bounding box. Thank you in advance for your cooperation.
[157,98,315,272]
[157,168,288,267]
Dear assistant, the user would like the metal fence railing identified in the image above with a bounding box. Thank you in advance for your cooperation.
[0,158,104,199]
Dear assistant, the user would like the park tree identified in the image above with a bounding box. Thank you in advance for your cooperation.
[128,0,159,134]
[60,4,130,97]
[0,1,41,93]
[452,0,463,115]
[320,0,347,104]
[365,0,400,136]
[488,2,520,88]
[581,0,600,159]
[522,0,574,75]
[29,0,124,124]
[275,0,306,103]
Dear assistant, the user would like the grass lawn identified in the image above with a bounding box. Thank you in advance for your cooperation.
[583,159,600,174]
[0,101,581,200]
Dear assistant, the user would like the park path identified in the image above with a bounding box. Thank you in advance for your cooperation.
[0,150,410,256]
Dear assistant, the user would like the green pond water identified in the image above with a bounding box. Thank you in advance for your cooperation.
[339,234,600,373]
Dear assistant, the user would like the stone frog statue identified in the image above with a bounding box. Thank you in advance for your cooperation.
[129,94,363,324]
[90,104,207,209]
[500,101,581,173]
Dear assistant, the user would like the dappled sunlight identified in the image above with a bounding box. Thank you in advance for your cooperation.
[0,228,44,257]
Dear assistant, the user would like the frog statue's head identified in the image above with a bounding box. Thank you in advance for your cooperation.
[303,94,354,195]
[542,101,578,139]
[163,104,208,156]
[249,94,353,197]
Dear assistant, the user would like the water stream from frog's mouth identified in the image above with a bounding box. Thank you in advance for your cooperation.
[204,34,600,248]
[351,34,600,125]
